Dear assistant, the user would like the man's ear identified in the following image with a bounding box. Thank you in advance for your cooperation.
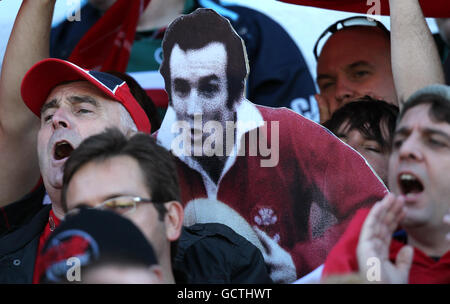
[164,201,184,242]
[315,93,331,124]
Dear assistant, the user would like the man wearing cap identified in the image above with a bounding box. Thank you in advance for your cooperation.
[23,58,151,219]
[315,0,444,123]
[321,84,450,283]
[0,60,150,283]
[37,208,165,284]
[0,1,151,283]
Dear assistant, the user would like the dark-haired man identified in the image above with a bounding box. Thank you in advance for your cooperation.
[322,84,450,283]
[323,97,399,185]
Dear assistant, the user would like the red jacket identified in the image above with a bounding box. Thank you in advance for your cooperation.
[322,208,450,283]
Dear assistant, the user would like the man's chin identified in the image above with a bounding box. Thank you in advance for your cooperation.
[45,181,63,191]
[44,171,64,191]
[400,209,429,229]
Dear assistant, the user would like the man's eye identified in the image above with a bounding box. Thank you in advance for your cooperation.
[365,146,381,153]
[353,70,371,79]
[43,114,53,123]
[77,108,92,114]
[173,79,191,97]
[362,141,382,153]
[392,138,403,150]
[110,204,133,210]
[103,200,134,214]
[428,137,447,148]
[199,83,219,98]
[319,81,335,91]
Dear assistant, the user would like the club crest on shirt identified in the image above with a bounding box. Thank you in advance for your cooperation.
[253,207,280,243]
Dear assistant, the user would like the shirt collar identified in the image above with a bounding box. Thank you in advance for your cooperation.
[157,98,264,196]
[157,97,263,153]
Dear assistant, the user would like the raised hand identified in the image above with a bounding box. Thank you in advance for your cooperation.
[357,193,414,284]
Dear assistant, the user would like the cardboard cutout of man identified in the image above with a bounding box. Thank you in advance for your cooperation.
[157,8,387,283]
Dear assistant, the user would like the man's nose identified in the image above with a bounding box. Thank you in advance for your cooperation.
[398,134,423,162]
[51,108,71,130]
[334,79,357,107]
[185,90,202,117]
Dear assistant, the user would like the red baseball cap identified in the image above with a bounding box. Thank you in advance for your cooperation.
[21,58,151,133]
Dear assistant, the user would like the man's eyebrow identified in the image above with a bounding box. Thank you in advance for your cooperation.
[40,95,100,116]
[423,127,450,141]
[347,61,374,70]
[103,193,132,201]
[199,75,220,83]
[73,193,128,208]
[67,95,100,107]
[393,126,410,137]
[316,74,334,83]
[394,126,450,140]
[40,99,58,115]
[173,78,191,89]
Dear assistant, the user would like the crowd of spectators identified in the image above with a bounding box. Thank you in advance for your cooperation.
[0,0,448,286]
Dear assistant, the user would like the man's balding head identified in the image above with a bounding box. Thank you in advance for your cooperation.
[316,26,398,123]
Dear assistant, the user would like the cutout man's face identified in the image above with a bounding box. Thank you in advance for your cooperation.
[169,42,234,153]
[169,42,231,119]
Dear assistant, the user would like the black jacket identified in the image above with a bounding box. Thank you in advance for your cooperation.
[0,204,50,283]
[0,185,46,236]
[1,208,271,284]
[174,223,273,284]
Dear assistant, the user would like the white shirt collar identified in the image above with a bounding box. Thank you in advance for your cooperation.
[157,98,264,197]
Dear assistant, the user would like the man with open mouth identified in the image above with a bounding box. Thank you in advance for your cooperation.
[6,59,151,284]
[26,60,151,219]
[0,1,151,284]
[321,84,450,283]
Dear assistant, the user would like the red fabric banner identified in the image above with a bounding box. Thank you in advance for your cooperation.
[279,0,450,18]
[68,0,151,72]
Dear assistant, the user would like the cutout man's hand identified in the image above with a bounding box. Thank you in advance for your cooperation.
[254,226,296,284]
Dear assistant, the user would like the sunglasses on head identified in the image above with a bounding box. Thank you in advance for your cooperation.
[313,16,390,61]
